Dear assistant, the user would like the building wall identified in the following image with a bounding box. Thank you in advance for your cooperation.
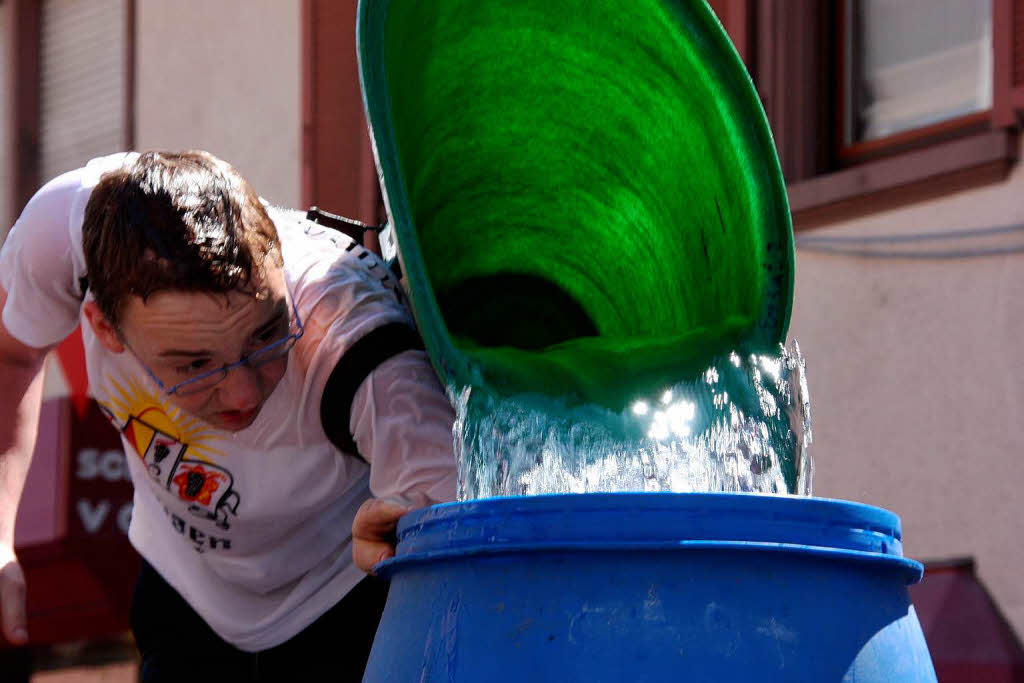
[134,0,302,208]
[789,137,1024,637]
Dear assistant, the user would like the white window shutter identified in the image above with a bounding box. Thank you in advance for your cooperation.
[39,0,128,182]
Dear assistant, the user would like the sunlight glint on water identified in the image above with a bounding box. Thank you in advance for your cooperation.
[454,341,812,500]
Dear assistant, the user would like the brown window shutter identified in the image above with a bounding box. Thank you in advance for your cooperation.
[0,3,10,237]
[705,0,754,68]
[38,0,128,182]
[994,0,1024,125]
[302,0,381,224]
[9,0,42,222]
[754,1,837,183]
[1015,0,1024,86]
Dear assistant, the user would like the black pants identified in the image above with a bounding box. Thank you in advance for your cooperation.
[130,560,389,682]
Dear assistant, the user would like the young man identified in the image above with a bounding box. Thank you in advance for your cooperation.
[0,151,456,680]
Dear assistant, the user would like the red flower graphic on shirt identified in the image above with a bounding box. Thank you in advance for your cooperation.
[172,464,227,505]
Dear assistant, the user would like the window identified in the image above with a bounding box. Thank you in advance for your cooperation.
[844,0,992,147]
[710,0,1023,226]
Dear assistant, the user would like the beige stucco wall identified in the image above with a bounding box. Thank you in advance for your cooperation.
[789,142,1024,638]
[134,0,301,208]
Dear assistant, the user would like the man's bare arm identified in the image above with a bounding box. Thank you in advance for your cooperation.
[0,285,52,644]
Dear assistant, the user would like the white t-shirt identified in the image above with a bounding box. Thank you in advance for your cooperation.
[0,153,457,651]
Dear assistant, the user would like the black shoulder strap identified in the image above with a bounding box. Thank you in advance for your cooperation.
[320,322,426,461]
[305,205,405,284]
[305,206,383,248]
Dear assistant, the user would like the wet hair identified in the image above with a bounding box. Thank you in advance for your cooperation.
[82,150,283,327]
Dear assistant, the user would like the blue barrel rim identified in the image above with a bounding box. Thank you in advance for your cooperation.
[380,493,924,584]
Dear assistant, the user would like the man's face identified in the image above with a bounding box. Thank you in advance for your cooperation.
[115,265,291,432]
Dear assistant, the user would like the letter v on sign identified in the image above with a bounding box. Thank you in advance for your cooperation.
[77,499,111,533]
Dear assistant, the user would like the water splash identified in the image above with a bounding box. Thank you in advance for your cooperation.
[454,341,812,500]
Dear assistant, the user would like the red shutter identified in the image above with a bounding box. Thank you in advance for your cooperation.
[754,2,838,182]
[9,0,42,225]
[301,0,382,226]
[1015,0,1024,86]
[705,0,753,69]
[0,3,10,236]
[993,0,1024,125]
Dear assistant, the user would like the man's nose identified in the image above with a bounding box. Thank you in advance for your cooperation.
[217,363,262,410]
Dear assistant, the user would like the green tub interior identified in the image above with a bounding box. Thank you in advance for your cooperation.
[359,0,793,411]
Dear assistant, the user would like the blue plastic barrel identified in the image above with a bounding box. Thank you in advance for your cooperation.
[363,493,936,682]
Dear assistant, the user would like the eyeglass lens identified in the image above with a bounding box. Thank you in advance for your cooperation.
[172,336,300,396]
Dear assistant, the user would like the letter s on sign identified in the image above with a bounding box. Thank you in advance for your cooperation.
[76,448,130,481]
[76,448,100,480]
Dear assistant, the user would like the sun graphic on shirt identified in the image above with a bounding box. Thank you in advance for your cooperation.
[102,374,226,463]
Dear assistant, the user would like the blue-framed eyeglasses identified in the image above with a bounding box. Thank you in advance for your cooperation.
[129,292,304,397]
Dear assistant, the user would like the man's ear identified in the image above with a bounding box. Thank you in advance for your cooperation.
[82,301,126,353]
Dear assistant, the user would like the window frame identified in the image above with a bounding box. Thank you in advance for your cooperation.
[836,0,996,162]
[713,0,1022,230]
